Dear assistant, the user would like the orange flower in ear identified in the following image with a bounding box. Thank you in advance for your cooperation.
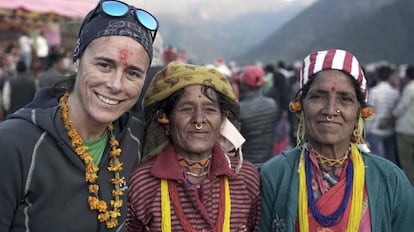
[157,112,169,124]
[289,100,302,112]
[361,106,375,118]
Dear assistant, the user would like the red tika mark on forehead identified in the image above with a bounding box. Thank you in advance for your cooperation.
[118,48,129,67]
[331,84,336,92]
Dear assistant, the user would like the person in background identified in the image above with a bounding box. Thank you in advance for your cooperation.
[34,31,49,70]
[1,60,37,116]
[260,49,414,231]
[18,31,33,69]
[2,42,21,77]
[365,65,400,164]
[264,62,290,154]
[127,62,260,231]
[239,65,278,168]
[162,44,177,64]
[37,51,68,88]
[392,65,414,185]
[0,0,158,231]
[211,58,240,101]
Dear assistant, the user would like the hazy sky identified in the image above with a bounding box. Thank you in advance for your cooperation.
[83,0,317,21]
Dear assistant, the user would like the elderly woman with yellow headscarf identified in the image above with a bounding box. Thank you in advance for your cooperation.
[259,49,414,231]
[126,62,260,231]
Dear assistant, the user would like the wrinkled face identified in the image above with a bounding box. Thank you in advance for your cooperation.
[72,36,150,125]
[303,70,359,148]
[169,85,224,157]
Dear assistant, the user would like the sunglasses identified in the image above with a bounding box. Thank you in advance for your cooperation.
[86,0,158,41]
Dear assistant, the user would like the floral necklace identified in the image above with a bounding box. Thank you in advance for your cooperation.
[59,92,125,229]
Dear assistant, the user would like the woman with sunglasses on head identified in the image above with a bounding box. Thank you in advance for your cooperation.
[126,62,260,231]
[259,49,414,232]
[0,1,158,231]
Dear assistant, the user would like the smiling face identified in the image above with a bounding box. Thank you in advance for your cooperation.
[70,36,150,128]
[168,85,224,160]
[302,70,359,150]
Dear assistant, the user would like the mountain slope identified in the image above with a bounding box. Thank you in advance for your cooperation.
[236,0,414,65]
[157,5,306,64]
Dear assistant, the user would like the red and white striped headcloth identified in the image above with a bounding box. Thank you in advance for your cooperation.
[300,49,367,101]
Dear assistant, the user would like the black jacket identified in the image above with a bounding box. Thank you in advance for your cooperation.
[239,90,278,166]
[0,88,144,231]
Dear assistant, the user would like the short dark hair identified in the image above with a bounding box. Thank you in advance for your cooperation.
[16,60,27,73]
[48,52,64,67]
[376,65,392,81]
[406,65,414,79]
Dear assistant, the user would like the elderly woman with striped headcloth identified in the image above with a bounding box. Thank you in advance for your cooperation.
[126,62,260,231]
[259,49,414,231]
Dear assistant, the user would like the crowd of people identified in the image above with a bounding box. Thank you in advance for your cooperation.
[0,33,74,120]
[0,0,413,231]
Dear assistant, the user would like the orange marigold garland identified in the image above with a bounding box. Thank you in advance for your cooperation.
[59,92,124,229]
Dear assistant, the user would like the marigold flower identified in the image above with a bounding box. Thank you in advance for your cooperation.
[109,210,121,218]
[60,104,69,112]
[75,145,89,155]
[98,212,110,222]
[63,120,72,128]
[111,177,125,185]
[68,128,78,138]
[86,172,98,183]
[289,100,302,112]
[88,196,100,210]
[158,117,169,124]
[110,148,122,157]
[112,189,124,196]
[61,112,69,122]
[85,164,99,173]
[361,106,375,118]
[109,138,119,147]
[110,199,123,208]
[157,112,170,124]
[107,124,114,131]
[108,162,123,172]
[97,200,108,212]
[105,219,119,229]
[89,184,100,194]
[81,154,94,164]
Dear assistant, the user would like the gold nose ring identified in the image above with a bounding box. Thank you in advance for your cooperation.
[195,123,203,130]
[327,115,334,121]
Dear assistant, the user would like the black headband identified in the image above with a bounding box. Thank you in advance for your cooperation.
[73,3,153,62]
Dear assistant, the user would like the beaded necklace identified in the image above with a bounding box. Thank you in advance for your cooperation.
[305,149,353,227]
[59,92,125,229]
[178,155,211,178]
[298,144,365,231]
[308,145,349,166]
